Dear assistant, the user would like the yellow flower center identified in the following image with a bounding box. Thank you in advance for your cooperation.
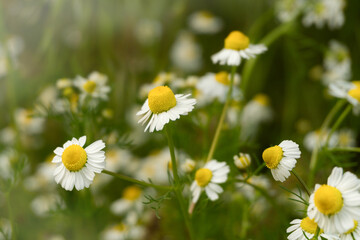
[62,87,74,98]
[300,217,319,234]
[253,94,270,106]
[215,71,230,85]
[345,220,358,235]
[314,185,343,215]
[148,86,177,114]
[224,31,250,50]
[348,85,360,102]
[262,145,283,169]
[199,11,213,19]
[114,223,127,232]
[238,156,250,168]
[62,145,87,171]
[83,80,97,93]
[122,186,142,201]
[195,168,212,187]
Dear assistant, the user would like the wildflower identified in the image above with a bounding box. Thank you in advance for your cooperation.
[276,0,305,23]
[0,218,12,240]
[303,129,338,151]
[234,153,251,169]
[110,185,144,216]
[262,140,301,182]
[0,36,24,78]
[302,0,345,29]
[181,159,196,173]
[287,217,339,240]
[339,220,360,240]
[30,194,64,217]
[236,175,270,200]
[14,108,45,135]
[196,72,242,103]
[211,31,267,66]
[134,19,162,46]
[74,71,110,104]
[190,160,230,203]
[136,86,196,132]
[188,11,223,34]
[329,81,360,114]
[307,167,360,234]
[24,159,56,192]
[170,31,202,72]
[101,222,145,240]
[335,129,356,148]
[52,136,106,191]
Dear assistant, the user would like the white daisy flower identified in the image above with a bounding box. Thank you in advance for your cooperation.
[303,129,338,151]
[233,153,251,169]
[136,86,196,132]
[236,175,270,200]
[74,71,110,103]
[52,136,106,191]
[262,140,301,182]
[211,31,267,66]
[335,128,356,148]
[329,81,360,114]
[196,72,242,103]
[190,160,230,203]
[14,108,45,135]
[181,158,196,173]
[188,11,223,34]
[101,222,145,240]
[287,217,339,240]
[339,220,360,240]
[307,167,360,234]
[30,194,64,217]
[276,0,305,23]
[110,185,144,216]
[302,0,345,30]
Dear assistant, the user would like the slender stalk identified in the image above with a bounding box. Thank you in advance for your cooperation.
[308,100,347,186]
[291,170,311,197]
[312,226,320,240]
[351,233,356,240]
[244,162,266,182]
[102,170,172,191]
[206,66,237,162]
[325,104,352,147]
[165,125,193,240]
[329,147,360,153]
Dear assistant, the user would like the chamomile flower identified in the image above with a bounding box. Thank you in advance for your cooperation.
[74,71,110,103]
[101,222,145,240]
[136,86,196,132]
[287,217,339,240]
[181,159,196,173]
[30,194,64,217]
[303,129,338,151]
[307,167,360,234]
[329,81,360,114]
[188,11,223,34]
[339,220,360,240]
[211,31,267,66]
[234,153,251,169]
[236,175,271,200]
[190,160,230,203]
[262,140,301,182]
[14,108,45,135]
[110,186,144,216]
[276,0,305,23]
[196,72,241,103]
[52,136,106,191]
[335,129,356,148]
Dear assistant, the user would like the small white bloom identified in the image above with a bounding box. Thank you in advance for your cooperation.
[101,222,145,240]
[339,220,360,240]
[329,81,360,114]
[31,194,64,217]
[188,11,223,34]
[137,86,196,132]
[212,31,267,66]
[303,129,338,151]
[134,19,162,46]
[110,185,144,216]
[236,175,270,200]
[276,0,305,23]
[14,108,45,135]
[190,160,230,203]
[74,71,110,104]
[52,136,106,191]
[233,153,251,169]
[307,167,360,234]
[262,140,301,182]
[181,158,196,173]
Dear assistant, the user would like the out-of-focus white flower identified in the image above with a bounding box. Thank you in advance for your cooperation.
[322,40,351,85]
[188,11,223,34]
[24,159,56,192]
[240,94,273,140]
[101,222,145,240]
[30,194,64,217]
[110,185,144,216]
[170,31,202,72]
[181,158,196,173]
[302,0,345,30]
[339,220,360,240]
[0,36,24,78]
[0,218,12,240]
[234,153,251,169]
[303,129,338,151]
[138,72,177,99]
[329,81,360,115]
[212,31,267,66]
[14,108,45,135]
[236,175,271,200]
[276,0,305,23]
[334,128,356,148]
[134,19,162,46]
[0,127,16,146]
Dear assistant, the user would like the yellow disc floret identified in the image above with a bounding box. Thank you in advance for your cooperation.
[83,80,97,93]
[253,94,270,106]
[314,185,343,215]
[262,145,283,169]
[122,186,142,201]
[300,217,319,234]
[345,220,358,235]
[148,86,177,113]
[224,31,250,50]
[62,145,87,171]
[215,71,230,85]
[348,85,360,102]
[195,168,213,187]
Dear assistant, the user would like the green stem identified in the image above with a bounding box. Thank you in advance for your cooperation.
[329,147,360,153]
[102,170,172,191]
[351,233,356,240]
[308,100,347,186]
[206,66,236,162]
[291,170,311,197]
[165,125,193,240]
[325,104,352,147]
[244,162,265,182]
[312,226,320,239]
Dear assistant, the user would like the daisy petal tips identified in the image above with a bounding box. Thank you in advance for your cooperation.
[211,31,267,66]
[136,86,196,132]
[52,136,106,191]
